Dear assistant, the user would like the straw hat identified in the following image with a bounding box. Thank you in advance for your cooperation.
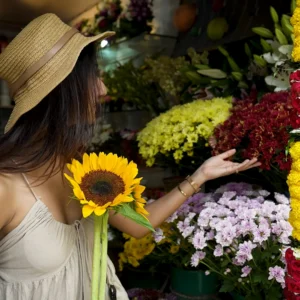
[0,13,115,133]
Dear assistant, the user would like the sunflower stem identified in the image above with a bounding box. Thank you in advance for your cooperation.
[99,212,109,300]
[92,215,102,300]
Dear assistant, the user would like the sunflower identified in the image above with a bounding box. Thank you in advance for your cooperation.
[65,152,148,218]
[133,185,149,218]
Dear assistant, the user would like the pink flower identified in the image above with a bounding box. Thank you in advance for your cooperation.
[190,251,206,267]
[268,266,285,284]
[237,241,256,261]
[241,266,252,277]
[213,244,224,257]
[192,231,207,250]
[253,224,271,244]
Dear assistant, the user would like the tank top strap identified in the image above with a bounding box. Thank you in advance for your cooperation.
[21,173,39,202]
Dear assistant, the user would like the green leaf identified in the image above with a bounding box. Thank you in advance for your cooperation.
[194,64,210,70]
[114,203,154,232]
[252,272,265,283]
[221,259,230,268]
[265,285,282,299]
[245,295,260,300]
[197,69,227,79]
[219,280,235,293]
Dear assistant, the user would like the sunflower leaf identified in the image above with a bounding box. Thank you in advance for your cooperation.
[114,204,154,232]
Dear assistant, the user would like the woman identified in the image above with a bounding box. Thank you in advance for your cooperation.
[0,14,260,300]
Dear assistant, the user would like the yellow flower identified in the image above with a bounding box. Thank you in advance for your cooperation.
[288,141,300,241]
[292,4,300,62]
[290,143,300,159]
[65,152,148,218]
[290,186,300,200]
[118,233,156,270]
[137,97,232,166]
[169,244,180,254]
[133,185,149,218]
[288,171,300,186]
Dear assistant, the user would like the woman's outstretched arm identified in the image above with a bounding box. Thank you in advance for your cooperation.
[109,149,260,238]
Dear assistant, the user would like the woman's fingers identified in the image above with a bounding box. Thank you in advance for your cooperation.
[237,159,261,172]
[226,158,260,174]
[218,149,236,160]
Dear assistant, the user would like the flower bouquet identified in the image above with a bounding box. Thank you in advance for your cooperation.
[64,152,153,300]
[115,0,153,39]
[76,0,122,36]
[137,97,232,174]
[212,91,298,192]
[154,182,292,299]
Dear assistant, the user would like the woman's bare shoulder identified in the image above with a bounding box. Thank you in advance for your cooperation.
[0,173,17,230]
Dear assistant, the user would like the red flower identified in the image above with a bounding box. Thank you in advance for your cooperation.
[213,92,297,171]
[290,84,300,113]
[286,248,295,261]
[286,275,300,294]
[286,249,300,281]
[290,70,300,83]
[98,19,108,29]
[284,288,300,300]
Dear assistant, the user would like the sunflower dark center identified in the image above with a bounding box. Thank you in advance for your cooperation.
[90,181,112,195]
[80,170,125,206]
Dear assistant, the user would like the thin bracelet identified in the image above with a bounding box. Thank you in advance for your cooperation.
[185,175,199,192]
[177,184,188,197]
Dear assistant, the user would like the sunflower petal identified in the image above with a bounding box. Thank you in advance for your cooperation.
[98,152,107,170]
[132,178,143,185]
[73,187,86,201]
[90,153,98,170]
[113,159,128,176]
[73,160,85,183]
[94,207,107,216]
[134,185,146,197]
[66,163,74,173]
[82,153,91,173]
[111,194,134,206]
[106,153,118,171]
[64,173,80,189]
[102,201,112,209]
[82,205,95,218]
[136,197,147,204]
[137,207,150,216]
[88,200,97,207]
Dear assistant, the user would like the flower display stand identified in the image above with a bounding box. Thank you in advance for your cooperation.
[170,267,219,299]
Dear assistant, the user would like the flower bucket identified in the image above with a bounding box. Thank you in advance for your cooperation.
[170,267,218,299]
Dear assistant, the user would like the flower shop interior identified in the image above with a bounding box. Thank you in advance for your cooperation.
[2,0,300,299]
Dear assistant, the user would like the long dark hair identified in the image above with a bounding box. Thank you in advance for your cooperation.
[0,43,100,176]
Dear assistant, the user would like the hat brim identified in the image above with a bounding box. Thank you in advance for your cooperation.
[5,31,115,133]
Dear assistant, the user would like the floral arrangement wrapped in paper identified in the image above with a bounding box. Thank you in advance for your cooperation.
[153,182,292,299]
[137,97,232,174]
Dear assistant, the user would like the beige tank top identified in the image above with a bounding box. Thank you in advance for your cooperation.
[0,174,128,300]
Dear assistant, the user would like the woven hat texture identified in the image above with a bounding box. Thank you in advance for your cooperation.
[0,13,114,133]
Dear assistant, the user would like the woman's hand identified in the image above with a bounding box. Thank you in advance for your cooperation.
[192,149,261,184]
